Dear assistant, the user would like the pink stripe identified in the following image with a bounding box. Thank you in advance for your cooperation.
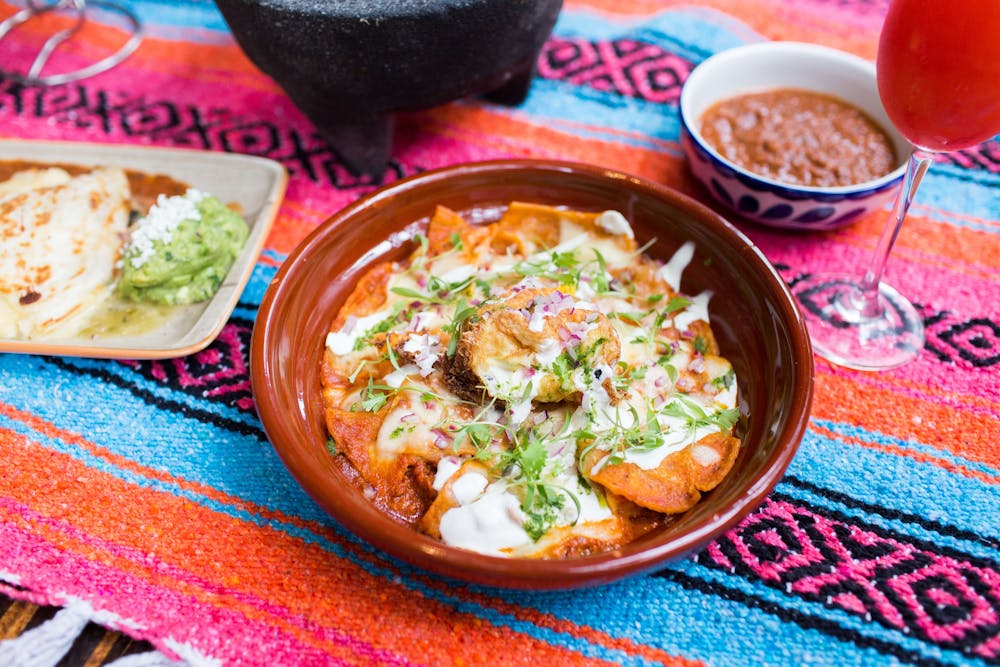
[0,498,413,666]
[749,226,1000,400]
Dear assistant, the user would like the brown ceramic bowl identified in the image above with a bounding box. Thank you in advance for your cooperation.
[251,160,813,589]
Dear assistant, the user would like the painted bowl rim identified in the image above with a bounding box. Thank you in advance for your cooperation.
[679,40,911,196]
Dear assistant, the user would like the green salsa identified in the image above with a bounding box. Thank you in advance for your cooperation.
[118,193,249,305]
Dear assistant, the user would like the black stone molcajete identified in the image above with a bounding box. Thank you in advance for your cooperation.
[214,0,563,175]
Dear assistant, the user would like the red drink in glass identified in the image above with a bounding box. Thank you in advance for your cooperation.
[876,0,1000,151]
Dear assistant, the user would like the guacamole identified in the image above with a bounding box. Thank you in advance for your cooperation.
[119,191,249,305]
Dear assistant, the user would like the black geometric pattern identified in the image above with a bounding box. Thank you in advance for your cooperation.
[0,79,412,187]
[778,264,999,368]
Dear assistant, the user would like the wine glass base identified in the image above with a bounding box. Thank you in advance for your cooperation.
[794,273,924,371]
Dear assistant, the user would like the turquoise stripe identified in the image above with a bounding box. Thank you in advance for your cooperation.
[129,0,229,32]
[55,355,262,433]
[554,7,752,61]
[241,259,278,304]
[815,418,1000,480]
[259,248,288,265]
[507,79,681,147]
[497,566,924,667]
[915,162,1000,231]
[788,429,1000,540]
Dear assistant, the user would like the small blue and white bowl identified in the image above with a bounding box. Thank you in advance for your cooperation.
[679,41,911,231]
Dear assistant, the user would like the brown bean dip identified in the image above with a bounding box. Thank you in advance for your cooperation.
[698,88,897,187]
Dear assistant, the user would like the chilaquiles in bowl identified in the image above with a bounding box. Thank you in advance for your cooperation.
[319,201,743,559]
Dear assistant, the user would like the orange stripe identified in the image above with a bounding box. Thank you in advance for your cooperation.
[812,366,1000,469]
[0,431,639,666]
[0,411,697,665]
[808,421,999,487]
[0,3,277,94]
[413,106,692,186]
[834,213,1000,283]
[0,401,339,541]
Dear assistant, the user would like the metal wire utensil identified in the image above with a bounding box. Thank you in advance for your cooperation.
[0,0,141,85]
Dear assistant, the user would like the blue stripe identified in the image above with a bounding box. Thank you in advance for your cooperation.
[814,418,1000,479]
[495,566,931,667]
[788,429,1000,541]
[53,355,262,433]
[128,0,230,32]
[914,162,1000,231]
[553,8,752,61]
[241,260,278,304]
[504,79,682,148]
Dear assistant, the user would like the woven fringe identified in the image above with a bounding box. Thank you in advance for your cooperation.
[0,607,88,667]
[107,651,189,667]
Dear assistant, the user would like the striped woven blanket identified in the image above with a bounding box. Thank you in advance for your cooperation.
[0,1,997,665]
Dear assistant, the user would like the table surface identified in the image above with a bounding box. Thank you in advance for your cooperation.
[0,1,997,666]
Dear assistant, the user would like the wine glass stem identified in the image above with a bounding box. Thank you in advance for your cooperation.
[855,149,933,317]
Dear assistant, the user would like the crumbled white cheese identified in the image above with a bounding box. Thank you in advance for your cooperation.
[125,189,207,269]
[402,334,441,377]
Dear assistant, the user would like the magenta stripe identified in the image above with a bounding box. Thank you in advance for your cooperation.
[0,497,414,666]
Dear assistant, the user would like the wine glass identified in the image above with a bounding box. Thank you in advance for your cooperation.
[794,0,1000,371]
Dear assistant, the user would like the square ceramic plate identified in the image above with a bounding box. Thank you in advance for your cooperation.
[0,139,287,359]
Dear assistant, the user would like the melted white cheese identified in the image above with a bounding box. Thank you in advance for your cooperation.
[375,386,446,457]
[433,456,463,491]
[673,291,712,333]
[325,307,394,355]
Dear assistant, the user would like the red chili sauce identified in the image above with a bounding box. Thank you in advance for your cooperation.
[698,88,897,188]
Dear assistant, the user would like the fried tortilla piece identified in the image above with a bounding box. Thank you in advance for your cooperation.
[450,286,621,404]
[582,432,741,514]
[426,205,491,256]
[486,202,561,255]
[324,404,437,525]
[496,202,638,257]
[513,491,668,559]
[328,261,394,331]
